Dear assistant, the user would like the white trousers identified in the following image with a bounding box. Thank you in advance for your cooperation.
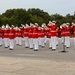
[29,38,33,48]
[48,38,52,48]
[74,38,75,46]
[65,36,70,47]
[56,37,58,45]
[51,36,56,49]
[32,38,34,46]
[38,37,41,46]
[15,37,19,45]
[4,38,9,47]
[44,36,47,44]
[9,39,14,49]
[0,38,2,45]
[24,37,29,47]
[22,38,25,42]
[33,38,39,50]
[18,37,22,46]
[41,38,45,47]
[62,37,64,43]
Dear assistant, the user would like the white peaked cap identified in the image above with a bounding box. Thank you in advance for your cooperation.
[52,23,55,25]
[6,26,9,28]
[60,24,63,28]
[6,24,9,28]
[15,26,19,30]
[42,24,44,27]
[72,22,74,25]
[66,22,70,25]
[49,21,52,24]
[26,24,29,27]
[21,24,23,26]
[33,25,36,27]
[35,23,38,25]
[35,23,38,26]
[30,23,33,26]
[22,25,25,27]
[11,25,14,27]
[2,25,5,29]
[52,20,56,23]
[63,23,66,26]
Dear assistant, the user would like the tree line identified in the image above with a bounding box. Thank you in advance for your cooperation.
[0,8,75,27]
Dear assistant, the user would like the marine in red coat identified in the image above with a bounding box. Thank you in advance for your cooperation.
[50,23,57,36]
[50,22,57,50]
[24,26,29,48]
[9,26,15,50]
[4,27,10,48]
[33,25,39,51]
[24,27,28,37]
[9,27,15,39]
[71,23,75,37]
[0,28,3,38]
[28,26,33,38]
[4,28,9,38]
[0,27,3,46]
[33,25,38,38]
[28,24,34,49]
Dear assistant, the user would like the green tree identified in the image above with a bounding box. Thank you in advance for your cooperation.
[0,15,2,26]
[1,16,9,25]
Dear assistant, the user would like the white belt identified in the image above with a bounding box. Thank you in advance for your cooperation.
[33,33,37,34]
[51,31,56,32]
[65,32,70,33]
[9,34,14,35]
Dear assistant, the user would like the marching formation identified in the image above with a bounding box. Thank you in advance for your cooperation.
[0,21,75,51]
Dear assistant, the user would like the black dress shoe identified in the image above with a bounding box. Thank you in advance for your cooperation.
[52,49,56,51]
[19,45,22,46]
[39,45,41,46]
[49,47,52,49]
[25,47,29,48]
[41,46,45,48]
[44,43,46,45]
[5,47,8,48]
[30,48,33,49]
[66,47,69,48]
[34,49,38,51]
[9,48,13,50]
[0,45,2,46]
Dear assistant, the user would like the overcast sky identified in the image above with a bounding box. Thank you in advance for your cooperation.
[0,0,75,16]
